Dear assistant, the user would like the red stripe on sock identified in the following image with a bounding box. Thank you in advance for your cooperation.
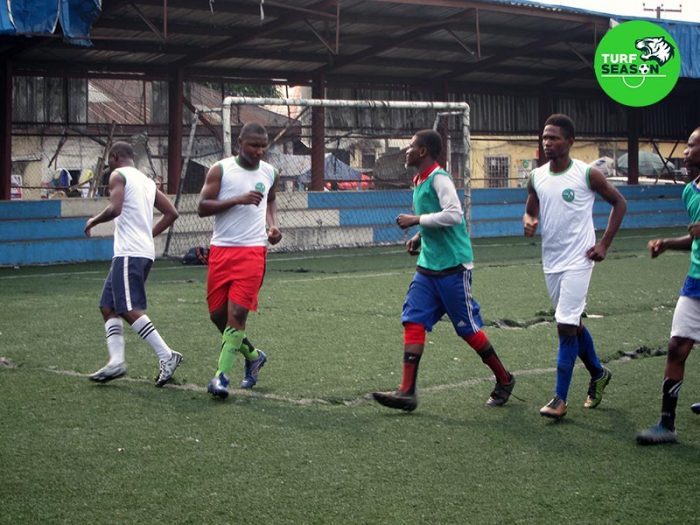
[463,330,488,351]
[404,322,426,345]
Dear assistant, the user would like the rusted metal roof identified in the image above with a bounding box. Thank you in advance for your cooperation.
[2,0,698,138]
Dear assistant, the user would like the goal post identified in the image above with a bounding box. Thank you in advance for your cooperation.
[164,95,471,257]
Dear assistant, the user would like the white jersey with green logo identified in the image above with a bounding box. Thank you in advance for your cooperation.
[531,158,596,273]
[211,156,276,247]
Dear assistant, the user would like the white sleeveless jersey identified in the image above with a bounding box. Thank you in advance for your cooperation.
[211,157,277,247]
[531,159,596,273]
[113,166,157,260]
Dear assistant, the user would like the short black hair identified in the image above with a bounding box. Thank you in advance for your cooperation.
[544,113,575,140]
[414,129,442,159]
[240,122,268,139]
[110,141,135,160]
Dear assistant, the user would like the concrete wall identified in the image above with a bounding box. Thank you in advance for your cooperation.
[0,184,688,267]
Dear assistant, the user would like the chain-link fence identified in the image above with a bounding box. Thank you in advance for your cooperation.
[163,96,471,257]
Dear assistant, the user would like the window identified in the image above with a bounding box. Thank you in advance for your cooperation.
[485,155,509,188]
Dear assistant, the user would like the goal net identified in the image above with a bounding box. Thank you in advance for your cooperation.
[164,96,470,257]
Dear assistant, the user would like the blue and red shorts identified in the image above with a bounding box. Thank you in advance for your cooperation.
[401,268,483,337]
[207,245,267,313]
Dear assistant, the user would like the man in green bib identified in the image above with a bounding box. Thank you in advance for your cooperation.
[372,129,515,412]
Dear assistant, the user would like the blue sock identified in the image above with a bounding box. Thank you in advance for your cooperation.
[578,326,604,379]
[555,334,579,401]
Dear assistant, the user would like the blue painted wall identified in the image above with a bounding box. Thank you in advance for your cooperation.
[0,184,689,266]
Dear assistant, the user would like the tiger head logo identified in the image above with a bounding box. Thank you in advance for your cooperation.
[635,37,675,65]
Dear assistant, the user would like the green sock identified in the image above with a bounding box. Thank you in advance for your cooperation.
[216,327,245,376]
[239,336,260,361]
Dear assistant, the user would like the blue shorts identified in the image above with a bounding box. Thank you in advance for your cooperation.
[401,269,483,336]
[680,275,700,299]
[99,256,153,314]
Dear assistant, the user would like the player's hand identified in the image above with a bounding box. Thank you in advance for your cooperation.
[406,235,421,255]
[586,243,608,262]
[239,191,264,206]
[523,213,538,237]
[84,217,96,237]
[396,214,419,229]
[689,222,700,238]
[647,239,666,258]
[267,227,282,245]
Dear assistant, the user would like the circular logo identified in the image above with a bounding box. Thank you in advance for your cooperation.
[255,182,266,193]
[562,188,575,202]
[594,21,681,107]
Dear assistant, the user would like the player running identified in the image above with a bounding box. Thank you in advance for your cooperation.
[637,127,700,445]
[85,141,182,387]
[372,129,516,412]
[524,113,626,420]
[198,122,282,400]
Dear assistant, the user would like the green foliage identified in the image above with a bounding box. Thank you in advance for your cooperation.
[1,228,699,524]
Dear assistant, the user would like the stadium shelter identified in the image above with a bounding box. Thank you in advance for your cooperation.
[1,0,699,199]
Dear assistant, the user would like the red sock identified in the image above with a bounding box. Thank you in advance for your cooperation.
[400,323,425,394]
[464,331,510,384]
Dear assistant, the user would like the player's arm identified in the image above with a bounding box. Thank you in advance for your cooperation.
[523,175,539,237]
[587,167,627,261]
[396,174,462,229]
[197,163,263,217]
[152,189,179,238]
[266,170,282,245]
[84,171,125,237]
[689,222,700,239]
[648,234,693,258]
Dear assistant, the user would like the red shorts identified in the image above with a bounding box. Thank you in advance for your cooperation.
[207,245,267,313]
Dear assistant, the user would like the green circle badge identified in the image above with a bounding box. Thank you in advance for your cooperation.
[562,188,575,202]
[594,20,681,107]
[255,182,266,193]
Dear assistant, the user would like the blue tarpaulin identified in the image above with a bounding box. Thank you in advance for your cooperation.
[0,0,100,46]
[0,2,15,35]
[59,0,101,46]
[11,0,59,33]
[660,22,700,79]
[299,154,362,183]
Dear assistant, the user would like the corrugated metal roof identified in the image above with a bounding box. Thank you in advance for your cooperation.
[1,0,697,138]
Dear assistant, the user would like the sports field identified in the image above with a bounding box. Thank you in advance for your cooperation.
[1,227,699,524]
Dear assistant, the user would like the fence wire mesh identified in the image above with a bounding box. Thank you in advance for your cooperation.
[163,97,470,257]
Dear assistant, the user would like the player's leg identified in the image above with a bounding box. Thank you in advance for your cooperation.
[229,248,268,389]
[117,257,182,387]
[540,270,588,418]
[372,272,440,412]
[637,295,700,444]
[441,269,514,407]
[90,261,128,383]
[578,323,612,409]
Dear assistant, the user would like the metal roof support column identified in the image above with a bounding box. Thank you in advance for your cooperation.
[167,68,184,194]
[537,95,552,167]
[626,107,639,185]
[0,60,11,201]
[310,75,325,191]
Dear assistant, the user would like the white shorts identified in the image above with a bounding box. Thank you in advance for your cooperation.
[670,296,700,342]
[544,267,593,326]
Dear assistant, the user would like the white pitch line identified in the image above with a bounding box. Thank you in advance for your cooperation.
[38,365,566,407]
[276,271,407,284]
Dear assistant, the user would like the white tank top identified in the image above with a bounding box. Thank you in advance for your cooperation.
[113,166,156,260]
[531,159,596,273]
[211,157,277,247]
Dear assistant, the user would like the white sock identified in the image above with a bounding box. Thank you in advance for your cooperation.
[105,318,125,365]
[131,315,173,361]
